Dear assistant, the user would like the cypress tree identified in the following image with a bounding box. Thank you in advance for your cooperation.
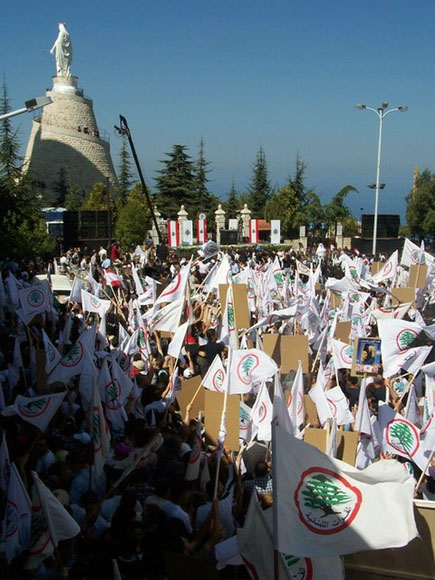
[247,146,271,217]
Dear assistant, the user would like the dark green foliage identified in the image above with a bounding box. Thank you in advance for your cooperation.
[405,169,435,240]
[117,137,134,204]
[225,181,240,218]
[154,144,198,219]
[247,147,271,217]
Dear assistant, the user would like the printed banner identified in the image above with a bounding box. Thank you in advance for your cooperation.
[167,220,180,248]
[181,219,193,246]
[196,219,207,244]
[270,220,281,244]
[249,219,259,244]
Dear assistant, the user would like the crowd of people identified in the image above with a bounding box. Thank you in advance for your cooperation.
[0,237,434,579]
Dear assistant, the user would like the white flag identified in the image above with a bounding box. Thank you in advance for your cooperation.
[274,424,417,557]
[251,381,273,442]
[42,329,62,374]
[147,299,184,333]
[81,289,111,316]
[91,382,111,478]
[331,338,354,370]
[287,360,305,432]
[202,354,226,392]
[228,348,278,395]
[48,326,96,384]
[18,284,51,318]
[270,220,281,245]
[2,392,65,431]
[325,386,354,426]
[5,464,31,562]
[372,250,398,284]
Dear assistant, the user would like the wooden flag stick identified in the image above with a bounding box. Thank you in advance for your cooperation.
[188,381,204,408]
[415,450,434,494]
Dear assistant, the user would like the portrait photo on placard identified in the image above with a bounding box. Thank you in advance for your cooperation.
[353,337,382,376]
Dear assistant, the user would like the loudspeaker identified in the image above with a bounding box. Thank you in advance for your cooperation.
[361,215,400,239]
[220,229,238,245]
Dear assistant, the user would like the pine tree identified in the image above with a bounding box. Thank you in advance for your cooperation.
[288,153,308,208]
[0,80,21,185]
[154,145,198,219]
[195,137,211,210]
[52,167,69,207]
[117,137,134,204]
[225,181,239,218]
[247,147,271,217]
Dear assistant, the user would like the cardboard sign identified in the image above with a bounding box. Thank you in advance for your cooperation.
[204,390,240,451]
[176,375,204,420]
[262,333,281,367]
[371,262,382,275]
[330,291,342,310]
[334,321,351,344]
[219,283,250,330]
[391,287,416,306]
[280,335,309,374]
[409,264,428,289]
[337,431,359,466]
[304,428,327,452]
[304,394,319,426]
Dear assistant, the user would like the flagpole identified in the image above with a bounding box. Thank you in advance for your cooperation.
[213,348,231,499]
[415,450,434,494]
[271,420,280,580]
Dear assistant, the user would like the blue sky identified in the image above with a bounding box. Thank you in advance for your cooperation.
[2,1,435,221]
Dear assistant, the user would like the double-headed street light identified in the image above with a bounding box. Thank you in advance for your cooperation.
[0,96,52,121]
[356,101,408,256]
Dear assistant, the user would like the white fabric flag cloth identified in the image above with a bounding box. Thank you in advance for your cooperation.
[273,372,295,435]
[181,219,193,245]
[238,493,343,580]
[228,348,278,395]
[154,259,191,307]
[250,381,273,442]
[401,237,434,268]
[274,424,418,558]
[421,361,435,432]
[18,283,51,318]
[69,275,84,302]
[270,219,281,245]
[31,471,80,547]
[42,329,62,374]
[325,386,354,426]
[287,360,305,433]
[167,321,189,360]
[2,392,65,431]
[48,326,96,384]
[372,250,398,284]
[91,382,111,478]
[331,338,354,370]
[309,384,333,426]
[202,354,226,392]
[146,299,183,333]
[5,464,31,563]
[378,402,429,473]
[370,302,412,321]
[81,289,111,316]
[220,284,238,348]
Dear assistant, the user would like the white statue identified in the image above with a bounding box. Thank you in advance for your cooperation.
[50,23,72,79]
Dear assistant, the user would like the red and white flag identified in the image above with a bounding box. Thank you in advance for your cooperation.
[5,464,31,562]
[331,338,354,370]
[48,326,96,384]
[147,299,184,333]
[168,220,180,248]
[202,354,226,392]
[196,218,207,244]
[42,330,62,374]
[2,392,65,431]
[251,381,273,441]
[274,423,418,558]
[104,269,124,288]
[18,284,51,318]
[154,259,191,307]
[228,348,278,395]
[372,250,398,284]
[249,219,259,244]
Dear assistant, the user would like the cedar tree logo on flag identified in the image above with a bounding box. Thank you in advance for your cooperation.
[6,500,18,538]
[396,329,418,351]
[27,288,45,308]
[282,554,313,580]
[349,266,359,281]
[118,352,131,372]
[287,392,304,415]
[411,250,421,264]
[240,406,250,432]
[340,345,353,366]
[352,314,363,327]
[295,467,362,534]
[61,343,84,367]
[237,353,260,385]
[212,369,225,392]
[91,296,101,309]
[350,293,360,302]
[274,270,283,287]
[385,418,420,458]
[18,398,50,418]
[227,301,235,330]
[257,402,268,424]
[104,379,122,410]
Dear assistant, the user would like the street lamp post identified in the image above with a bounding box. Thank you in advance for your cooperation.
[356,101,408,256]
[0,96,52,121]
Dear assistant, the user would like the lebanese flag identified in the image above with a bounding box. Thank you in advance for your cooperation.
[2,392,65,431]
[249,219,259,244]
[104,269,123,288]
[274,423,418,558]
[168,220,180,248]
[196,219,207,244]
